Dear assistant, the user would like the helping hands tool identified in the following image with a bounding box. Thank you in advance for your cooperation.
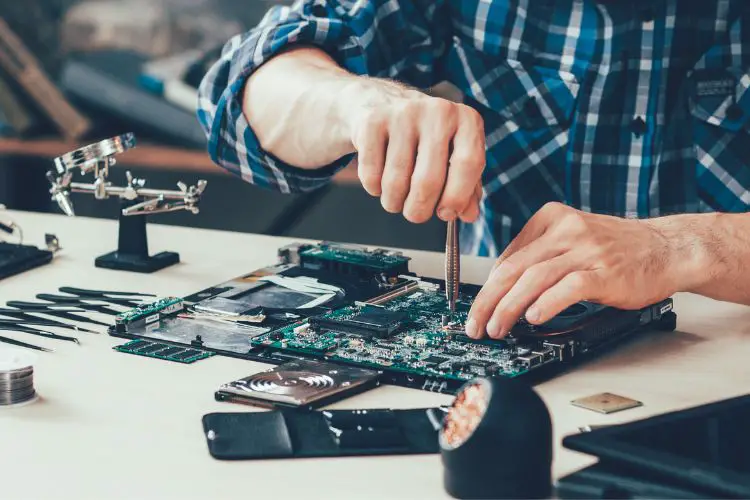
[47,133,207,217]
[46,133,208,273]
[445,220,460,313]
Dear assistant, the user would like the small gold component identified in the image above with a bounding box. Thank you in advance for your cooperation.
[571,392,642,414]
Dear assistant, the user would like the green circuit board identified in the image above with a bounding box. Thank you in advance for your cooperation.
[114,339,214,364]
[298,243,410,272]
[108,241,675,394]
[115,297,184,326]
[250,284,559,383]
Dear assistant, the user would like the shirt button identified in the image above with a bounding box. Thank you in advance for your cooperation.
[630,116,647,138]
[726,104,743,121]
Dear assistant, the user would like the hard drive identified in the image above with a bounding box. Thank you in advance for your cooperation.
[215,359,381,410]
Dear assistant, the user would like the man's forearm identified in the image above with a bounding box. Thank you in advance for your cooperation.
[241,45,486,224]
[242,47,362,168]
[649,212,750,304]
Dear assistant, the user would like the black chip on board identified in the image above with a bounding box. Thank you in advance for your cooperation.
[311,306,407,338]
[125,340,149,350]
[175,349,202,359]
[138,343,166,354]
[443,348,465,356]
[424,355,449,365]
[158,347,183,356]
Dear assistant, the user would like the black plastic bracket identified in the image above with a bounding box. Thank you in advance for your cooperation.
[94,198,179,273]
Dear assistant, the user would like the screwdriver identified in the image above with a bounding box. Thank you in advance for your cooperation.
[445,220,460,313]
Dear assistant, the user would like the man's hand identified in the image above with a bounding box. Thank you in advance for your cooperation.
[341,78,485,223]
[245,47,486,223]
[465,202,701,339]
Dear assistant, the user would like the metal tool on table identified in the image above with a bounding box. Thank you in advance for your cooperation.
[0,324,79,344]
[445,220,460,313]
[58,287,155,298]
[46,133,208,273]
[57,286,152,308]
[5,301,110,327]
[35,294,123,316]
[0,309,98,333]
[0,335,51,352]
[0,318,86,328]
[0,204,23,244]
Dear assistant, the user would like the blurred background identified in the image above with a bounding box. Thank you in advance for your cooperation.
[0,0,444,251]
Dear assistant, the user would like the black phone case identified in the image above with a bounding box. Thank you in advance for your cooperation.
[202,408,441,460]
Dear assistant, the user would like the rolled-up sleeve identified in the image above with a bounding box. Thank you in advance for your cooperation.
[196,0,448,193]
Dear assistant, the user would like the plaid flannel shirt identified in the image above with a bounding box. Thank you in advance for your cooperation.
[197,0,750,257]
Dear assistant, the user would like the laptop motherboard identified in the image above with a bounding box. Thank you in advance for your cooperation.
[110,241,676,394]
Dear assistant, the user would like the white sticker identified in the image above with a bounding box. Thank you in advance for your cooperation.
[144,313,159,324]
[161,302,183,315]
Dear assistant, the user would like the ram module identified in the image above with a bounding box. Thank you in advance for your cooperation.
[114,339,214,364]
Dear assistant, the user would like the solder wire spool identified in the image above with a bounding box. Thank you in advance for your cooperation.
[0,350,38,407]
[439,377,553,499]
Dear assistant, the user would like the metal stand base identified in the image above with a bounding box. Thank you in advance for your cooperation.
[95,250,179,273]
[94,198,180,273]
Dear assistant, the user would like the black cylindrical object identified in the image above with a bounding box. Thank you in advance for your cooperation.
[439,377,553,499]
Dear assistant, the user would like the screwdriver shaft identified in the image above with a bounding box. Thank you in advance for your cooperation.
[445,220,460,312]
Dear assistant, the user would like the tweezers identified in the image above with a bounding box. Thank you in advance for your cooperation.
[0,309,98,333]
[5,301,110,327]
[36,294,122,316]
[58,287,153,307]
[0,324,79,344]
[0,334,51,352]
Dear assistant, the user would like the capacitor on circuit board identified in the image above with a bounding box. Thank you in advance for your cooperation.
[438,377,552,499]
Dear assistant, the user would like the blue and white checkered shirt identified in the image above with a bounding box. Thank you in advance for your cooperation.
[197,0,750,257]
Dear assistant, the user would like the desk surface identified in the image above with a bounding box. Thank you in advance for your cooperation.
[1,210,749,500]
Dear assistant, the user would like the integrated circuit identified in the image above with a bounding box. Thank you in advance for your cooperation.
[424,355,449,365]
[310,305,407,338]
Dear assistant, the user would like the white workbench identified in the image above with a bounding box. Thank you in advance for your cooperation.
[1,210,749,499]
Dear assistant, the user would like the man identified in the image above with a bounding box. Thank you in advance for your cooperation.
[197,1,750,341]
